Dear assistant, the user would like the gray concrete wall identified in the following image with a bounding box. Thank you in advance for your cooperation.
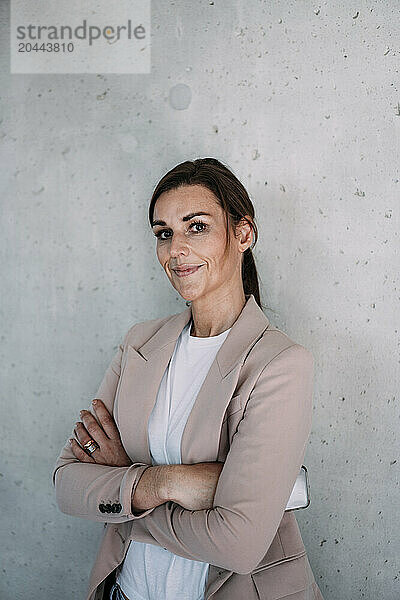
[1,1,399,598]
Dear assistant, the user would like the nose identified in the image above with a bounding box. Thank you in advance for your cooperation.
[169,232,190,258]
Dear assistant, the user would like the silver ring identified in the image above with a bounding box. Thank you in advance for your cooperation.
[83,439,100,455]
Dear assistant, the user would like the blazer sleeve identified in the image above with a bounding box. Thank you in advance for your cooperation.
[127,343,314,574]
[52,325,155,523]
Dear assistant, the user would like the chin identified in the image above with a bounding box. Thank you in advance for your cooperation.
[176,289,197,302]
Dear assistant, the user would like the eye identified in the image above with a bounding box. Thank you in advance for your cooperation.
[189,220,207,233]
[154,229,171,240]
[154,220,208,240]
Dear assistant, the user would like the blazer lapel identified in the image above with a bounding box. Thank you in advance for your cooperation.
[116,294,270,465]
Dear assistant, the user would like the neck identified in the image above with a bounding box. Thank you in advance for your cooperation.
[188,290,248,337]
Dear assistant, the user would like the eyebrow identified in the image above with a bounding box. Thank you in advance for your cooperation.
[151,212,212,228]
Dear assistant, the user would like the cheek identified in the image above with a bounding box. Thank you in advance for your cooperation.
[206,240,236,273]
[200,249,227,273]
[156,249,166,270]
[156,244,165,262]
[212,233,229,259]
[196,230,226,258]
[157,245,173,274]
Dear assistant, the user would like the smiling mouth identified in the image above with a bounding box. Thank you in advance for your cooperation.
[172,265,204,277]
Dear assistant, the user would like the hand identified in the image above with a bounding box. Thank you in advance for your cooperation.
[69,398,132,467]
[167,462,224,511]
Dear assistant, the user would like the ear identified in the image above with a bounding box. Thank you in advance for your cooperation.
[235,216,254,253]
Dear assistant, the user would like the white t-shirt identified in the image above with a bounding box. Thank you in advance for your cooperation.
[116,317,232,600]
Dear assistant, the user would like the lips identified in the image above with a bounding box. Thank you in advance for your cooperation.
[172,265,204,277]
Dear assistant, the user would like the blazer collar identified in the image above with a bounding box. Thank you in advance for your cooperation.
[117,293,270,464]
[137,293,270,378]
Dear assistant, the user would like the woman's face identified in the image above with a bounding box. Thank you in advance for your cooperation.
[151,184,252,302]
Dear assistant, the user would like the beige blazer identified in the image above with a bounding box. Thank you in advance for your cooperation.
[53,294,324,600]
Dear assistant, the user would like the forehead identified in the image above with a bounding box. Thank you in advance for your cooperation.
[154,185,220,219]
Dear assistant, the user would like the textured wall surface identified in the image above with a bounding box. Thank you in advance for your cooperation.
[1,1,399,599]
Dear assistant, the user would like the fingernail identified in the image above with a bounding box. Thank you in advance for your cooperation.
[80,410,84,417]
[92,399,98,405]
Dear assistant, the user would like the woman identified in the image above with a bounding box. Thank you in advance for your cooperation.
[53,157,324,600]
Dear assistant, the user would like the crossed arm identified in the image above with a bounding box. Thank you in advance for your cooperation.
[52,334,222,521]
[52,336,313,573]
[68,397,222,513]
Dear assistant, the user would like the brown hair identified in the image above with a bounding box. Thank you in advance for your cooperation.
[148,157,263,309]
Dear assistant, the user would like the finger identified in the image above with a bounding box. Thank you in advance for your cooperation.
[74,421,92,447]
[73,421,102,461]
[73,423,102,461]
[79,410,108,446]
[69,438,95,463]
[91,399,120,441]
